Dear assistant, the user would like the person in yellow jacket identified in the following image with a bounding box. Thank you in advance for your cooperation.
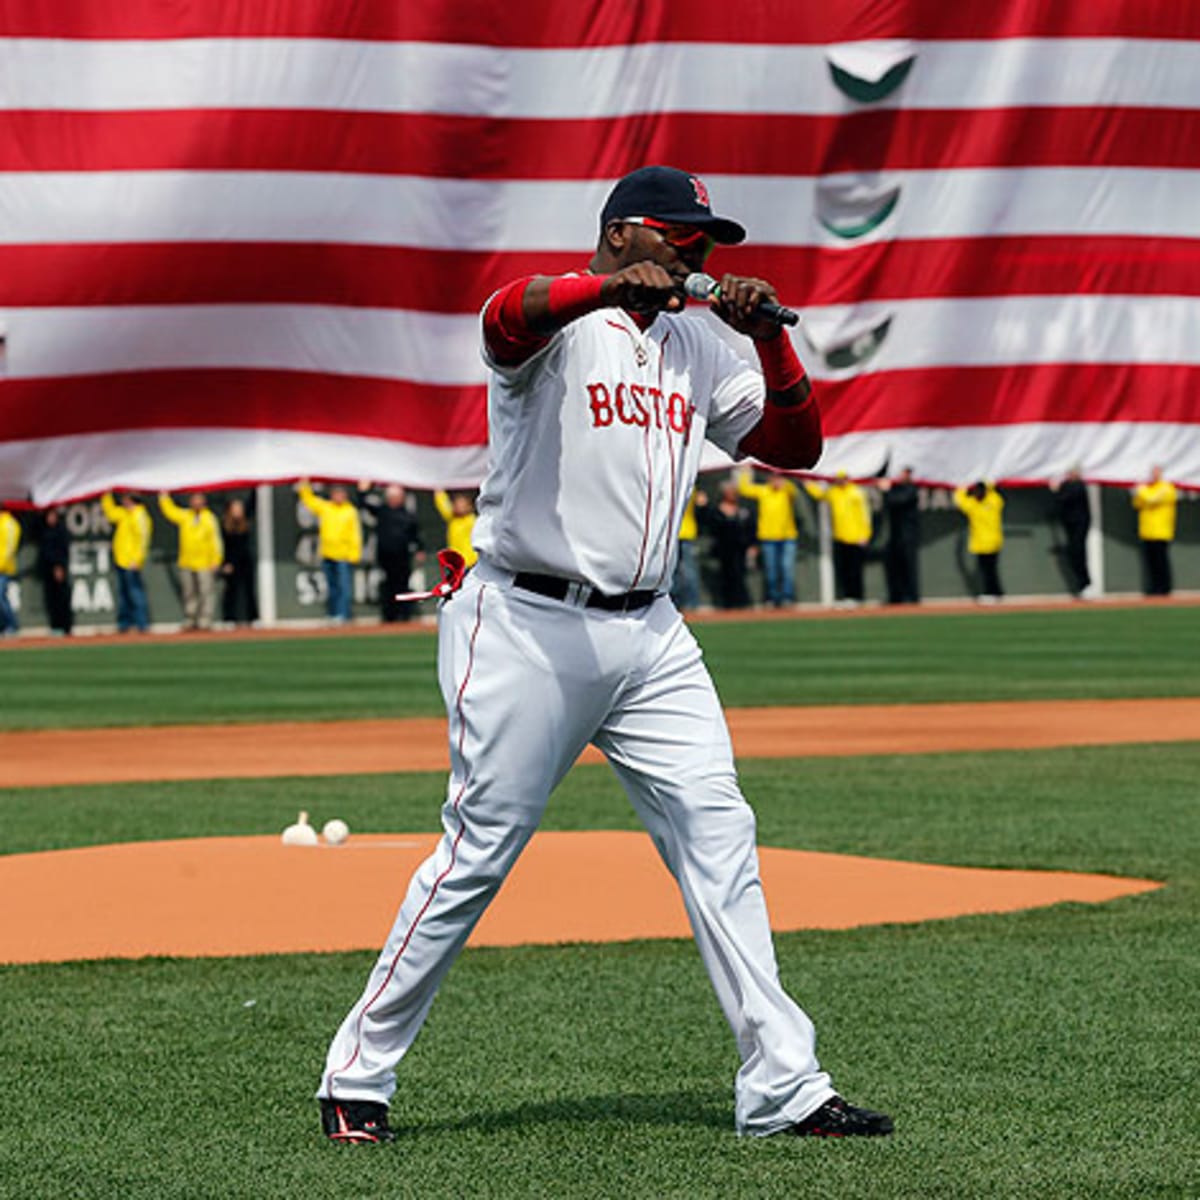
[433,490,478,567]
[298,479,363,623]
[953,480,1005,602]
[1132,466,1178,596]
[101,491,153,632]
[159,491,224,631]
[739,468,801,607]
[805,471,872,604]
[670,489,702,610]
[0,505,21,636]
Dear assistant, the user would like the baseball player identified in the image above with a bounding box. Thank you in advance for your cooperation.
[317,166,893,1144]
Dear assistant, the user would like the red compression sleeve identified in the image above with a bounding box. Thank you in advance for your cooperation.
[738,335,821,469]
[482,276,547,366]
[545,273,606,322]
[738,392,822,470]
[755,331,808,392]
[483,273,607,366]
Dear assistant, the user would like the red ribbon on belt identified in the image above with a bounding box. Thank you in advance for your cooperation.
[395,548,468,602]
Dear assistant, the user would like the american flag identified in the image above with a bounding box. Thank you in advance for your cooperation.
[2,1,1198,504]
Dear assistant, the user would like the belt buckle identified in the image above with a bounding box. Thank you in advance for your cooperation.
[565,580,590,608]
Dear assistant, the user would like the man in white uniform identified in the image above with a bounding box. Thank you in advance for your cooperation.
[317,166,893,1144]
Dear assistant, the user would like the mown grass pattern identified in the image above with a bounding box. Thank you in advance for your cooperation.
[2,604,1199,730]
[1,745,1198,1198]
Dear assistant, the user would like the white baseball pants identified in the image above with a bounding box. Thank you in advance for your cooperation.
[318,561,834,1134]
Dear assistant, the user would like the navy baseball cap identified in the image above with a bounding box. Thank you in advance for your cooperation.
[600,166,746,245]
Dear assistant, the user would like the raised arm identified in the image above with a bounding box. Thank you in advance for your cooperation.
[482,264,683,367]
[734,465,762,500]
[297,480,327,517]
[158,491,185,524]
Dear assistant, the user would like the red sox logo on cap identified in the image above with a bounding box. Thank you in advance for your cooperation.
[599,166,747,245]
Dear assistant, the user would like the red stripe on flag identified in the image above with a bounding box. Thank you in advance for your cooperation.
[775,237,1200,308]
[817,364,1200,436]
[2,0,1196,42]
[0,371,488,446]
[0,243,587,310]
[3,238,1197,310]
[4,107,1199,176]
[2,364,1197,450]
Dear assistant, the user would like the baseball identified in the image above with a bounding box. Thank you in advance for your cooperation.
[322,818,350,846]
[281,810,319,847]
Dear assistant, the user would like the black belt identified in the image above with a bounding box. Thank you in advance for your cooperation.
[513,572,657,613]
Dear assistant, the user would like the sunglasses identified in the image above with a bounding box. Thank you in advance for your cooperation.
[623,216,715,259]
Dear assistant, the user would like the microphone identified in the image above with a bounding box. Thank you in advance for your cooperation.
[684,272,800,327]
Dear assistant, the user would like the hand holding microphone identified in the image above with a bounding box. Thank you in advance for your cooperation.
[684,272,800,332]
[601,261,686,314]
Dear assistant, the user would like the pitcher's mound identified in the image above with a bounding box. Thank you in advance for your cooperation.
[0,831,1160,964]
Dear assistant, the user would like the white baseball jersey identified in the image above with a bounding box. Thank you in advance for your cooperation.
[318,289,840,1136]
[474,302,765,595]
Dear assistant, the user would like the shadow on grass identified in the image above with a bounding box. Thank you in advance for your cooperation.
[398,1088,732,1136]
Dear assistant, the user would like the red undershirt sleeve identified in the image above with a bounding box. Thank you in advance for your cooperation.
[482,277,548,366]
[738,392,823,469]
[483,274,607,366]
[737,336,823,469]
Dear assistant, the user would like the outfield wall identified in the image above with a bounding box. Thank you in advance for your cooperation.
[3,483,1198,631]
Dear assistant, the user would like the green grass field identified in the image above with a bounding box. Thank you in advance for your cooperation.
[1,607,1198,1198]
[2,604,1199,730]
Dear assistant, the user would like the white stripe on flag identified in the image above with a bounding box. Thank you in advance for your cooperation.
[3,305,482,384]
[2,37,1196,115]
[0,429,490,507]
[6,421,1194,507]
[819,422,1200,491]
[767,295,1200,378]
[2,167,1197,248]
[8,295,1197,383]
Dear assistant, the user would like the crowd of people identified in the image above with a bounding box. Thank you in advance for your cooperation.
[297,480,476,625]
[0,468,1188,637]
[0,488,263,638]
[670,465,1187,612]
[0,481,481,637]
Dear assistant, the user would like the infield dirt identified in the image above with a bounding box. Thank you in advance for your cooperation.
[3,696,1198,788]
[0,831,1160,964]
[0,694,1184,962]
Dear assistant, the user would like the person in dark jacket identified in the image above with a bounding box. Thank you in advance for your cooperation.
[360,483,425,622]
[878,467,920,604]
[37,507,73,635]
[698,481,757,609]
[1050,468,1091,597]
[220,496,258,626]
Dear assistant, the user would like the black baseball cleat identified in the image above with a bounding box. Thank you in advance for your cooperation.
[787,1095,894,1138]
[319,1097,396,1144]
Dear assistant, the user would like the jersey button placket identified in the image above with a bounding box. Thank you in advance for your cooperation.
[622,321,659,594]
[653,330,683,591]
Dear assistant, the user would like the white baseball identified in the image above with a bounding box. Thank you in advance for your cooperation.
[281,810,319,846]
[322,818,350,846]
